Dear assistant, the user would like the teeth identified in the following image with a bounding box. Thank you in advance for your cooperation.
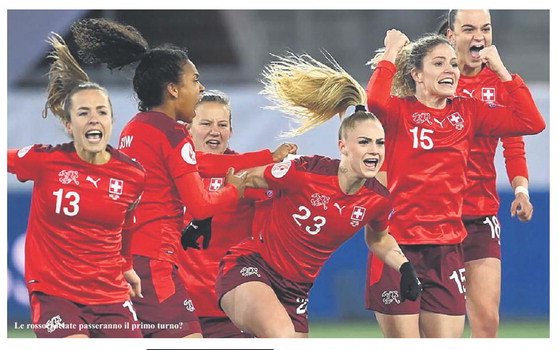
[85,130,102,138]
[439,78,453,84]
[470,45,484,52]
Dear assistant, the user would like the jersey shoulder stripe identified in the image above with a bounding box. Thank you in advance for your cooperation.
[294,155,339,176]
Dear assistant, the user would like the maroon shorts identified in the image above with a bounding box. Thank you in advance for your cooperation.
[216,251,313,333]
[131,255,201,337]
[366,244,466,316]
[29,292,142,338]
[462,215,502,262]
[199,316,254,338]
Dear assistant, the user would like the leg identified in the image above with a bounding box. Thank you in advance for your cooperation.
[184,332,203,338]
[419,311,465,338]
[221,281,297,338]
[464,257,501,337]
[374,312,420,337]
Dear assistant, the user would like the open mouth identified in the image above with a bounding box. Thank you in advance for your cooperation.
[438,77,455,86]
[363,157,379,170]
[85,130,103,143]
[470,45,484,59]
[205,139,221,149]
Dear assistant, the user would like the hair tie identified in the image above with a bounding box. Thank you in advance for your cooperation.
[355,104,366,112]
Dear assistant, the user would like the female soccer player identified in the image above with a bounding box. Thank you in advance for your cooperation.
[71,18,247,338]
[7,33,146,338]
[439,9,538,337]
[364,29,545,337]
[178,90,297,338]
[215,53,422,338]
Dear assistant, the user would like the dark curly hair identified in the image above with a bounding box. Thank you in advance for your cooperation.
[71,18,190,111]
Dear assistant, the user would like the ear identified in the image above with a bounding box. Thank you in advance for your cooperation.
[411,68,422,84]
[447,29,456,44]
[338,139,347,156]
[65,120,72,135]
[167,83,179,99]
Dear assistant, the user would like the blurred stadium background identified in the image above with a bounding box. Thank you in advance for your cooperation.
[7,10,549,338]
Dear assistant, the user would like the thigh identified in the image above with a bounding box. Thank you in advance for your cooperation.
[374,312,420,338]
[132,255,201,338]
[221,281,295,338]
[419,310,465,338]
[464,258,501,311]
[29,292,89,338]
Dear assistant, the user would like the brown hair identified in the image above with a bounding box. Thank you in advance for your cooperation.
[43,32,110,124]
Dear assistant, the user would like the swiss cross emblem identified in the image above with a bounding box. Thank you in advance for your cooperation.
[109,178,124,200]
[481,87,496,102]
[350,206,366,226]
[447,112,465,130]
[209,178,224,191]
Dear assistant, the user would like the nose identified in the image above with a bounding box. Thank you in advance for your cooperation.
[472,30,484,41]
[199,82,206,92]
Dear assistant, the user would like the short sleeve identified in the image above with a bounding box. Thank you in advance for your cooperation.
[167,137,199,179]
[9,144,43,182]
[262,160,303,191]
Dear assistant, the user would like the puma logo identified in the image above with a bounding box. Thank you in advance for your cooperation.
[433,118,445,128]
[462,89,475,98]
[86,176,101,188]
[334,203,346,214]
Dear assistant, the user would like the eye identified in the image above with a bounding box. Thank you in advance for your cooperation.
[464,28,473,32]
[219,123,229,128]
[482,27,491,33]
[200,122,210,126]
[358,139,369,145]
[376,140,385,146]
[452,62,459,68]
[434,61,443,67]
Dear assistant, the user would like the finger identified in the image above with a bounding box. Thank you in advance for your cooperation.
[227,167,235,176]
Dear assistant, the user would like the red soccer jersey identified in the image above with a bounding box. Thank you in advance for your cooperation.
[118,111,238,265]
[8,143,145,304]
[244,155,391,284]
[366,60,544,245]
[457,66,529,216]
[178,149,274,317]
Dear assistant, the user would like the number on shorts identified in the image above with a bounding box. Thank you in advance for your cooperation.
[296,297,309,315]
[449,268,466,294]
[483,215,501,244]
[292,206,326,235]
[122,300,138,321]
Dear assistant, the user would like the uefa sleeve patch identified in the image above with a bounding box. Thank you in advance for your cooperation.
[181,142,197,165]
[271,161,292,178]
[17,145,33,158]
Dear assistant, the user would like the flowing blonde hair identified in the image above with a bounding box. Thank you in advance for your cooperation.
[42,32,108,124]
[261,52,366,137]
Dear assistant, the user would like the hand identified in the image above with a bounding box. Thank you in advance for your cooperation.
[383,29,409,62]
[226,167,247,198]
[272,143,298,162]
[510,193,533,222]
[181,217,213,250]
[479,45,512,81]
[399,261,422,302]
[124,268,143,298]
